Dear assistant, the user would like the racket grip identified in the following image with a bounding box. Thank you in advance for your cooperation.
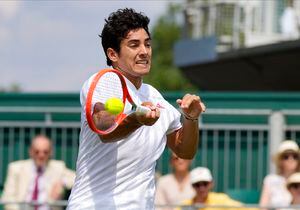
[136,105,151,115]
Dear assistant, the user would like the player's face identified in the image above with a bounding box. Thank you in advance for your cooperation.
[112,28,152,84]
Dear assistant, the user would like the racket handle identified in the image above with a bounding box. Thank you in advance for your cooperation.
[136,105,151,115]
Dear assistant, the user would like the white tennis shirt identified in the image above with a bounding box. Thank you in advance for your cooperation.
[67,73,182,210]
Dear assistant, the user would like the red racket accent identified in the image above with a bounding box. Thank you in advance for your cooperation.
[86,69,134,135]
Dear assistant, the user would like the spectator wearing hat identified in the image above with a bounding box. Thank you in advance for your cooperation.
[177,167,242,210]
[287,172,300,205]
[260,140,300,207]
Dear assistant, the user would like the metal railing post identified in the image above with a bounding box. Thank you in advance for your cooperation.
[268,111,285,174]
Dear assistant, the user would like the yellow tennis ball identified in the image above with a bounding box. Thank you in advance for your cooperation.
[104,97,124,115]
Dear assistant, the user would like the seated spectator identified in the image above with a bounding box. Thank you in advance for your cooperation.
[259,140,300,207]
[155,153,195,209]
[1,134,76,210]
[177,167,243,210]
[287,172,300,205]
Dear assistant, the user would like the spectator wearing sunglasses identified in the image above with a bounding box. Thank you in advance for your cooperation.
[1,134,76,210]
[260,140,300,207]
[177,167,242,210]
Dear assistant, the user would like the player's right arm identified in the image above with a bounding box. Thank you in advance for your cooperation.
[92,102,160,142]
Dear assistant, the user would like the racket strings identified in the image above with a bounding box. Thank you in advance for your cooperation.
[95,72,124,103]
[92,72,125,132]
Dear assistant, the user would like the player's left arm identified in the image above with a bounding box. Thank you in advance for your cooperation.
[167,94,206,159]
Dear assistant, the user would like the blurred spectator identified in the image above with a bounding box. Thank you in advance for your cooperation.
[155,153,195,209]
[177,167,243,210]
[259,140,300,207]
[287,172,300,205]
[1,134,76,210]
[280,1,300,40]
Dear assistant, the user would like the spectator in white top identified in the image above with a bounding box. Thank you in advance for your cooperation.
[260,140,300,207]
[155,152,195,209]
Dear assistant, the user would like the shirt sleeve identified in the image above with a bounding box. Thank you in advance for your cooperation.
[165,101,182,135]
[62,167,76,189]
[1,163,20,210]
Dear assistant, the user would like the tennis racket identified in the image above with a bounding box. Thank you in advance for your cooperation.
[85,68,151,135]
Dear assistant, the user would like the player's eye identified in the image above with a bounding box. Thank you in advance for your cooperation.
[145,42,151,48]
[129,44,138,48]
[128,41,139,48]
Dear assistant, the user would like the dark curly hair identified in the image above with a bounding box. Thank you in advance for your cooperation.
[100,8,150,66]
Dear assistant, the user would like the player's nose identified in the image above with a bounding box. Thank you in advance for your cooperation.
[139,45,148,55]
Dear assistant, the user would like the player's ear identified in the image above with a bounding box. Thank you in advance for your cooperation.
[107,48,118,63]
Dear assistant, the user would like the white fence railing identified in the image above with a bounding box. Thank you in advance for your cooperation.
[1,107,300,193]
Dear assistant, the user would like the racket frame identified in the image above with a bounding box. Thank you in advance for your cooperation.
[86,69,135,135]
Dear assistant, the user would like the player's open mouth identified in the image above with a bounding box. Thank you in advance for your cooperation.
[136,60,148,64]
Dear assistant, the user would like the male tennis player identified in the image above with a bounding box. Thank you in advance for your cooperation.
[67,8,206,210]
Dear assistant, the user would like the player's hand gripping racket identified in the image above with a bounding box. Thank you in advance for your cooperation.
[86,68,151,135]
